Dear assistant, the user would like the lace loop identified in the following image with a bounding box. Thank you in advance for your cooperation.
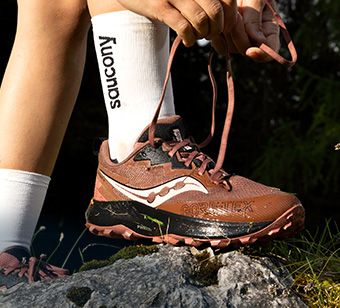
[259,0,298,67]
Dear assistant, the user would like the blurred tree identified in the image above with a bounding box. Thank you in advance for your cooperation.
[249,0,340,195]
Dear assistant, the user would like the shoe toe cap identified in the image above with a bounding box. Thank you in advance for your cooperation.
[253,191,302,222]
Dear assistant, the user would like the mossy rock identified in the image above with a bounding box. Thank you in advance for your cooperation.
[191,250,222,287]
[108,244,159,263]
[79,244,159,272]
[79,259,111,272]
[66,286,93,307]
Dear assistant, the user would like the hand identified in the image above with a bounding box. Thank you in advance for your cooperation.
[213,0,280,62]
[116,0,237,47]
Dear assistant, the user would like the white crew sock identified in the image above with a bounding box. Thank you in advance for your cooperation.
[0,169,50,252]
[92,11,176,161]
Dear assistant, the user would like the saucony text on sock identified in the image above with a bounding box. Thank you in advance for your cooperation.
[99,36,121,109]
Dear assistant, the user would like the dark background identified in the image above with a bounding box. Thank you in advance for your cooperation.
[0,0,339,271]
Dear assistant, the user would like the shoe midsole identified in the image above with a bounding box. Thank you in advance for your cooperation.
[86,200,272,238]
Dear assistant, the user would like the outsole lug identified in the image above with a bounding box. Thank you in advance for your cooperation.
[239,236,251,244]
[218,239,231,248]
[166,237,180,245]
[122,230,133,239]
[89,226,98,234]
[268,227,281,236]
[152,237,163,244]
[248,237,257,244]
[210,240,221,247]
[287,213,294,220]
[184,238,195,245]
[191,240,202,247]
[103,229,112,236]
[283,222,293,230]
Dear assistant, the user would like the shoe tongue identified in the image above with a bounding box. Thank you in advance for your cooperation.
[137,116,190,143]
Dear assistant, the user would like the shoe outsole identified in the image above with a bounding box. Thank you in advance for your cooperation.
[85,204,305,249]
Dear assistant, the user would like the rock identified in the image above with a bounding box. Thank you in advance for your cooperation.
[0,245,306,308]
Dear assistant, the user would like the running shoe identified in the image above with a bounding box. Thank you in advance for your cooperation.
[0,246,68,290]
[85,116,305,248]
[86,1,303,248]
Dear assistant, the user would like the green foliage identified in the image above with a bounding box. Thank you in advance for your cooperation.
[295,274,340,307]
[244,221,340,307]
[252,65,340,193]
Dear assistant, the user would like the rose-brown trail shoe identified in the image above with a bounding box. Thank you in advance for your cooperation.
[85,116,304,248]
[86,1,303,248]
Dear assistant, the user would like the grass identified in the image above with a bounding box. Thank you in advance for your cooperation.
[243,220,340,307]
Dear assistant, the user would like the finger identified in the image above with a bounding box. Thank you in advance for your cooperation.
[262,4,280,52]
[245,4,280,62]
[115,1,197,46]
[194,0,224,38]
[230,12,252,55]
[169,0,210,38]
[249,28,279,62]
[245,47,272,62]
[156,3,197,46]
[220,0,238,33]
[241,0,266,44]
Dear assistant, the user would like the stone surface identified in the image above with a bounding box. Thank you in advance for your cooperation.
[0,245,306,308]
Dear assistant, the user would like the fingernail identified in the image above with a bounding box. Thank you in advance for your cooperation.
[246,49,258,58]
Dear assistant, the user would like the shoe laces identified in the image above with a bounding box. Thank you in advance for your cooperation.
[148,0,297,189]
[0,252,68,283]
[166,138,234,190]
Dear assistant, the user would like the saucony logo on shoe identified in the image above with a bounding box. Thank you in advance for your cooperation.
[100,171,208,207]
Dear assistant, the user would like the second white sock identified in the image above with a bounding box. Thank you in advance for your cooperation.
[0,169,50,252]
[92,11,176,161]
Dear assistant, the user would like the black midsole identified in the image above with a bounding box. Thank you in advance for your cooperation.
[86,200,271,238]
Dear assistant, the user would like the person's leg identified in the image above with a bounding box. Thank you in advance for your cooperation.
[0,0,90,174]
[87,0,175,161]
[0,0,90,252]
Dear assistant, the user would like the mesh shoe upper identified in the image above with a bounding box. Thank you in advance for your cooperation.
[92,115,300,224]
